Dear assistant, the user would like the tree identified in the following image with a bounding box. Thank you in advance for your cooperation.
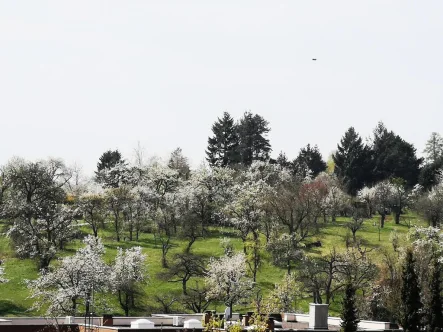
[168,147,190,180]
[205,253,254,315]
[418,159,443,191]
[340,283,359,332]
[415,180,443,227]
[318,173,350,222]
[264,273,300,313]
[237,111,271,166]
[27,236,109,316]
[333,127,371,195]
[105,186,132,242]
[183,281,212,313]
[206,112,240,167]
[146,163,182,267]
[267,168,326,244]
[178,166,234,250]
[267,233,304,274]
[95,150,128,188]
[275,151,291,169]
[369,249,402,322]
[373,180,395,228]
[371,122,422,186]
[424,132,443,164]
[110,246,147,316]
[293,144,326,178]
[357,186,377,218]
[390,178,410,224]
[401,250,423,332]
[408,226,443,312]
[346,214,365,243]
[428,259,443,332]
[0,260,7,283]
[160,252,205,295]
[1,158,76,269]
[299,246,376,305]
[224,164,271,281]
[77,190,106,237]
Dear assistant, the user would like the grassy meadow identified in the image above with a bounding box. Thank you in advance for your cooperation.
[0,213,425,317]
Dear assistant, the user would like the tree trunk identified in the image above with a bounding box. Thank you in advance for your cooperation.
[129,221,133,241]
[92,225,98,238]
[395,211,400,224]
[39,256,51,270]
[183,279,187,295]
[380,213,386,228]
[115,214,120,242]
[185,238,196,253]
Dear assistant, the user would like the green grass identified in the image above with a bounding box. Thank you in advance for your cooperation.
[0,214,426,317]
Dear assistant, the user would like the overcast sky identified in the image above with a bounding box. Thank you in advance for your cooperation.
[1,1,442,174]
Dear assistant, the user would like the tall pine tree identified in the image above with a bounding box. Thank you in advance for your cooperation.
[340,283,359,332]
[371,122,422,187]
[293,144,326,178]
[428,259,443,332]
[206,112,240,167]
[401,250,423,332]
[333,127,371,195]
[237,111,271,166]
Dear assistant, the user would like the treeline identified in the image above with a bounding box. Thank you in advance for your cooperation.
[1,112,443,322]
[206,112,443,193]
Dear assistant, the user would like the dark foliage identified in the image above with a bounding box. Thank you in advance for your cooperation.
[401,250,423,332]
[206,112,240,167]
[333,127,372,195]
[340,283,360,332]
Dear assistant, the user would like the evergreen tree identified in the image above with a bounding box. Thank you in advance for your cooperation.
[340,283,359,332]
[371,122,422,187]
[95,150,128,188]
[428,259,443,332]
[275,151,291,169]
[419,158,443,191]
[205,112,240,167]
[424,132,443,164]
[168,147,190,179]
[293,144,326,178]
[333,127,371,195]
[237,111,271,166]
[401,250,423,332]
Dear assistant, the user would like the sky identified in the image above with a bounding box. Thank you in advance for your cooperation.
[1,1,442,174]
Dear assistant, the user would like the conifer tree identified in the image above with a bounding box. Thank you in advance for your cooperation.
[333,127,371,195]
[428,259,443,332]
[424,132,443,164]
[275,151,291,169]
[206,112,240,167]
[340,283,359,332]
[237,111,271,166]
[95,149,128,188]
[371,122,422,186]
[401,250,423,332]
[168,147,190,179]
[293,144,326,178]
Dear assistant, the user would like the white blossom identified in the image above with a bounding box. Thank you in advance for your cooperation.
[205,252,254,309]
[27,235,109,316]
[0,262,7,283]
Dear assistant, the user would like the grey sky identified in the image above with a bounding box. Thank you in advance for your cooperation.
[1,1,442,174]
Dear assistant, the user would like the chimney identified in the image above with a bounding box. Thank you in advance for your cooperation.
[101,314,113,327]
[308,303,328,330]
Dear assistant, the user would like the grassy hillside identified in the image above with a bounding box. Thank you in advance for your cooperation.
[0,214,424,317]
